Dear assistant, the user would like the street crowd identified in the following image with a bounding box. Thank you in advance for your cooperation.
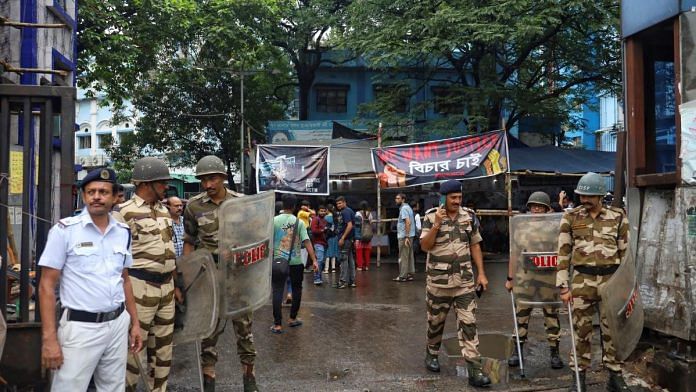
[37,153,630,392]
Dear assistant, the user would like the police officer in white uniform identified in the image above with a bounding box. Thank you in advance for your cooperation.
[38,168,143,392]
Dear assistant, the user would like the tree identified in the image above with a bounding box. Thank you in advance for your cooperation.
[250,0,352,120]
[342,0,621,136]
[89,1,294,186]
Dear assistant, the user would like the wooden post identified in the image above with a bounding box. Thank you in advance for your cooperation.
[376,122,383,267]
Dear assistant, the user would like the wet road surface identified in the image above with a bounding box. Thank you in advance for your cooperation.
[166,258,646,391]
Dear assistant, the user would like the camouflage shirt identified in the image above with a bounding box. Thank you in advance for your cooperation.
[556,206,629,288]
[421,207,483,289]
[113,194,176,273]
[183,188,243,255]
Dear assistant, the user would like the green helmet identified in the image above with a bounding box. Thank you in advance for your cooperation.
[574,172,606,196]
[195,155,226,178]
[526,191,551,210]
[132,157,171,183]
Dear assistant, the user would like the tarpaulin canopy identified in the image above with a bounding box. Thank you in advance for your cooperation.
[509,146,616,174]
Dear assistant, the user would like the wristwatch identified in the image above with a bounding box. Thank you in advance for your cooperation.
[506,276,513,282]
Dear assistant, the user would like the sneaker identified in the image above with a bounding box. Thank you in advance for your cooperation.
[349,282,357,287]
[364,267,369,271]
[393,277,407,282]
[322,270,329,275]
[336,282,347,289]
[357,267,363,271]
[313,279,322,285]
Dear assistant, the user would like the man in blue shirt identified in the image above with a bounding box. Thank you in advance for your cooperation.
[38,168,142,391]
[335,196,356,288]
[394,193,416,282]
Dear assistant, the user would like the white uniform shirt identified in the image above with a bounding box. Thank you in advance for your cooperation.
[38,213,133,313]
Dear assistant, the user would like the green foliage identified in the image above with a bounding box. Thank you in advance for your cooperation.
[342,0,621,136]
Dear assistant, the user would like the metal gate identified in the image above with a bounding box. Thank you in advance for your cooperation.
[0,84,76,388]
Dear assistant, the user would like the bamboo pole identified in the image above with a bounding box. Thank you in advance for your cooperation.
[376,122,383,267]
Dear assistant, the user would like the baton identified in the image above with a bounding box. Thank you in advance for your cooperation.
[509,290,525,378]
[130,351,152,392]
[567,301,582,392]
[195,339,205,392]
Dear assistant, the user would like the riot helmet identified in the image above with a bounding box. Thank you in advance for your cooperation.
[196,155,226,178]
[132,157,171,183]
[526,191,551,210]
[574,172,606,196]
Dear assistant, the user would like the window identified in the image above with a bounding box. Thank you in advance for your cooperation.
[373,84,410,113]
[316,85,349,113]
[78,136,91,149]
[432,86,464,115]
[97,134,111,149]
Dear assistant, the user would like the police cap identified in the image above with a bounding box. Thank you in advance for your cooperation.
[439,179,462,195]
[81,168,116,190]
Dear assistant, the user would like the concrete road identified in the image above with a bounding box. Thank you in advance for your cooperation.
[166,259,650,391]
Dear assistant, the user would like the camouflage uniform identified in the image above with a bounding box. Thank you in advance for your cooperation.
[113,195,176,392]
[556,205,629,372]
[422,206,483,363]
[183,189,256,373]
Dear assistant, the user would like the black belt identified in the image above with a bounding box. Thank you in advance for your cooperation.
[128,268,173,284]
[574,264,619,276]
[64,303,125,323]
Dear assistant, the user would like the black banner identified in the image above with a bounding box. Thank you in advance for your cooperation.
[256,145,330,195]
[371,130,509,188]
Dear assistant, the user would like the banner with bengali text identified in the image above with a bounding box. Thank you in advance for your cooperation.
[371,130,509,188]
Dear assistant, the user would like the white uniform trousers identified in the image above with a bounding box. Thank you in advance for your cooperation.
[51,309,130,392]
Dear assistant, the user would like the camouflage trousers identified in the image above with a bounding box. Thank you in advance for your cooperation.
[570,272,621,372]
[426,284,480,362]
[126,277,175,392]
[201,314,256,376]
[514,304,561,346]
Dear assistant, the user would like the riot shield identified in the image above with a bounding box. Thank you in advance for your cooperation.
[0,313,6,359]
[173,249,219,345]
[510,213,563,306]
[598,250,644,361]
[218,191,275,320]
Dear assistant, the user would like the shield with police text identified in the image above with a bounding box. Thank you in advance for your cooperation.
[218,191,275,320]
[598,250,644,361]
[173,249,219,344]
[510,213,564,306]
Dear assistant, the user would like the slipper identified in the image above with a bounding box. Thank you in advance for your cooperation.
[270,326,283,334]
[288,320,303,327]
[406,275,414,281]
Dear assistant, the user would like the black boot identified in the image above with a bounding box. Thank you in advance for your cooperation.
[243,374,259,392]
[550,344,564,369]
[568,370,586,392]
[467,359,492,387]
[424,351,440,373]
[606,371,631,392]
[203,375,215,392]
[508,342,523,367]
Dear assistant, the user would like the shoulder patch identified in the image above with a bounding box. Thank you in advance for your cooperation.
[425,207,438,215]
[57,216,80,228]
[114,199,134,212]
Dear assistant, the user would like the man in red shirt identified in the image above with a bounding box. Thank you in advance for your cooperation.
[310,205,329,285]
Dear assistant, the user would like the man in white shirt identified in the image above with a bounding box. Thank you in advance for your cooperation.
[38,168,142,392]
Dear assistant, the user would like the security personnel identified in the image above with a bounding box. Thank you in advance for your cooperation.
[557,172,630,392]
[182,155,258,392]
[420,179,491,387]
[113,157,177,392]
[38,168,143,391]
[506,191,563,369]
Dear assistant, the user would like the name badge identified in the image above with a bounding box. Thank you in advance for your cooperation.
[77,242,94,248]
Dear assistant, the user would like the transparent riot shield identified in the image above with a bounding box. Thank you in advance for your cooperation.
[0,313,6,359]
[218,191,275,320]
[598,250,644,361]
[173,249,219,345]
[511,213,563,306]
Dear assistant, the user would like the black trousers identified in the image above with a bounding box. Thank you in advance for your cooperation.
[272,264,304,326]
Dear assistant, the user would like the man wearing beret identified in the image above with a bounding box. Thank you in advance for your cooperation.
[38,168,142,391]
[420,179,491,387]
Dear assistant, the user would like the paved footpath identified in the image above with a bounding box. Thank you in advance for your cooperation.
[167,257,656,391]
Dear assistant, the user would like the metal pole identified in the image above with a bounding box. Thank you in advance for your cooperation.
[509,291,526,378]
[0,97,10,318]
[195,340,205,392]
[240,74,245,194]
[567,301,582,392]
[376,122,382,268]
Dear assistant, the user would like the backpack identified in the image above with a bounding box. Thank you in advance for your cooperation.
[359,211,373,242]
